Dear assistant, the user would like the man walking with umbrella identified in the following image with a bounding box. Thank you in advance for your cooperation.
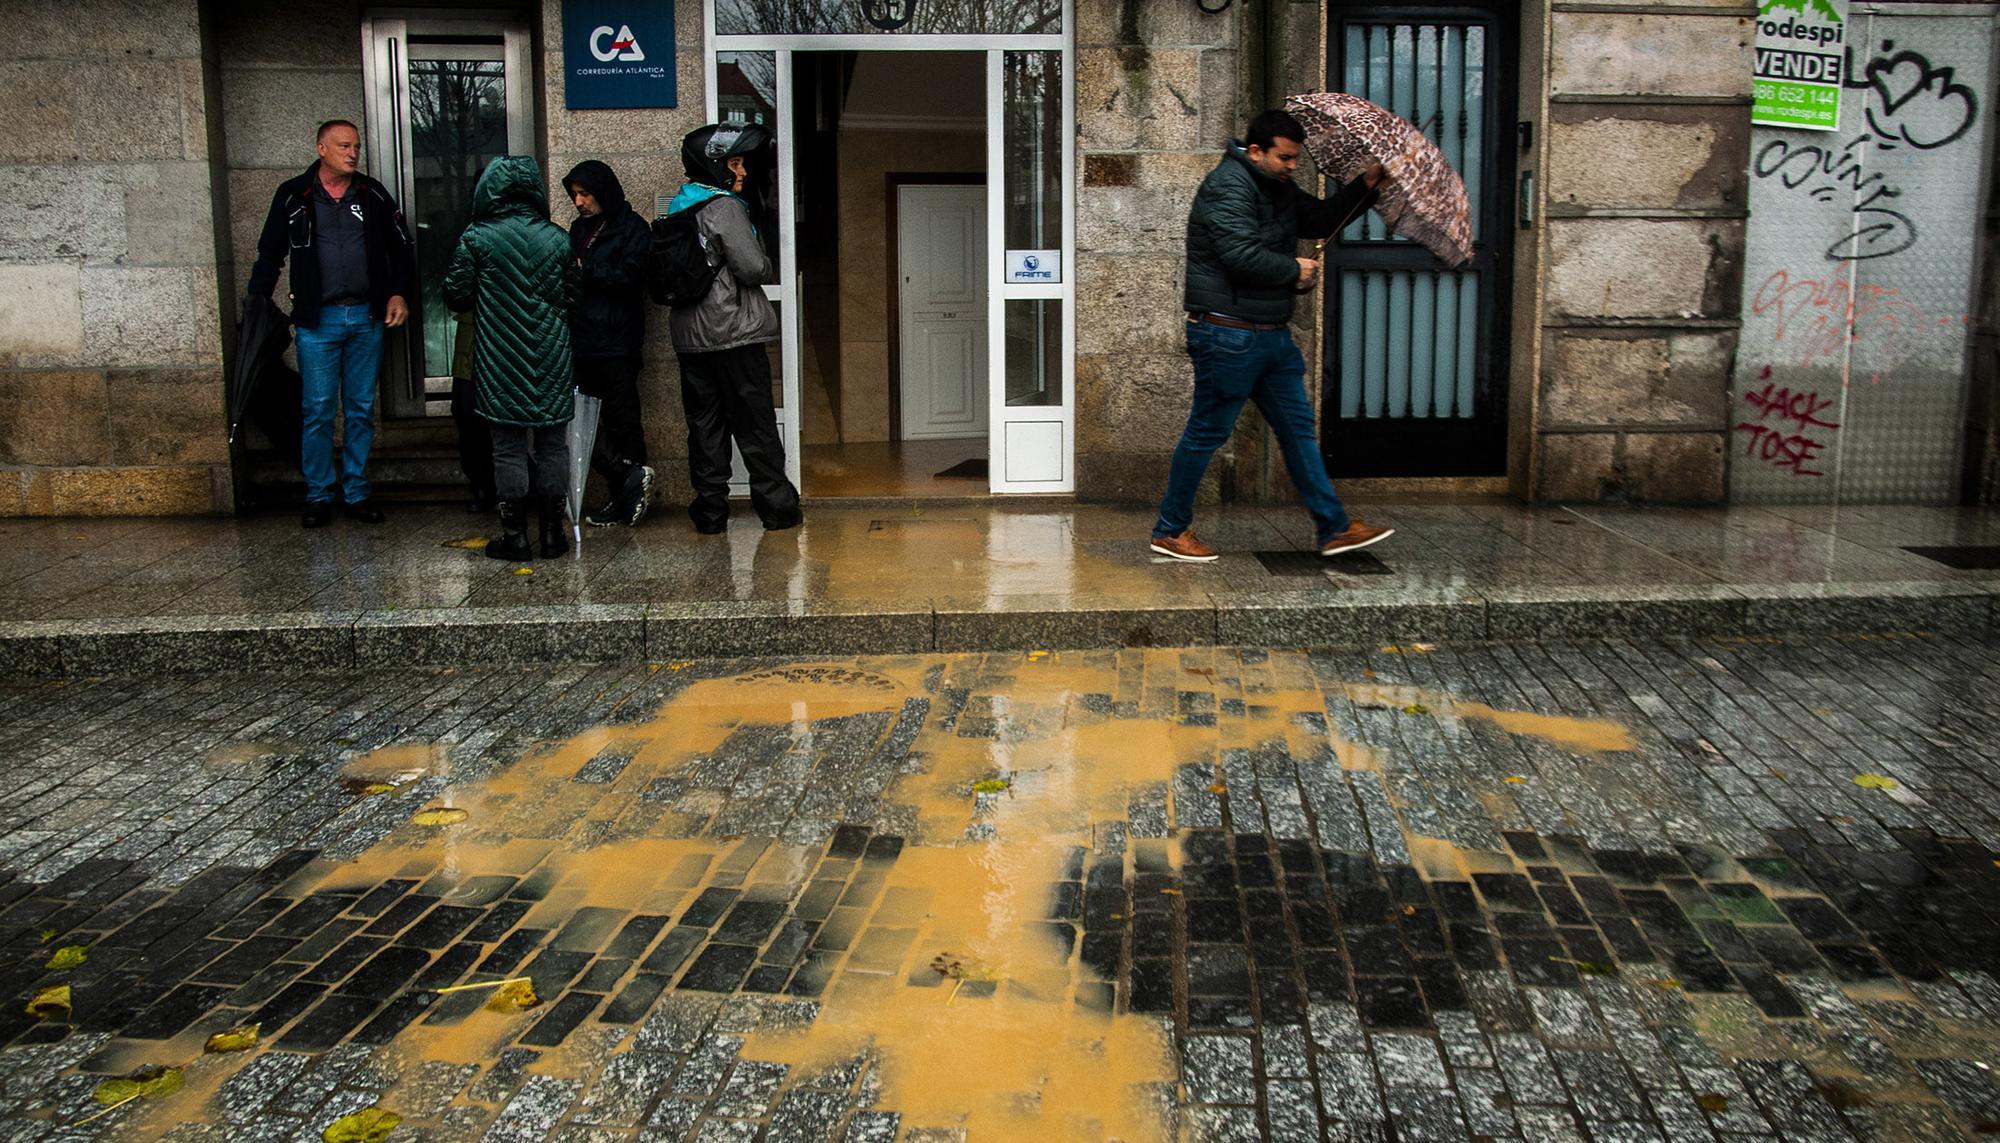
[1149,109,1393,563]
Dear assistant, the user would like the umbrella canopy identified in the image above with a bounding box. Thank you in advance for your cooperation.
[227,294,293,445]
[1284,92,1474,268]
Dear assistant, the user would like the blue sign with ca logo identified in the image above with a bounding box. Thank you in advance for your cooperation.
[564,0,677,110]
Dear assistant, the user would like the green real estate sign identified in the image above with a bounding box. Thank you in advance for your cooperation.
[1753,0,1847,130]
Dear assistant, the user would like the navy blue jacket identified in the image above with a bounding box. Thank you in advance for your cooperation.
[247,162,416,330]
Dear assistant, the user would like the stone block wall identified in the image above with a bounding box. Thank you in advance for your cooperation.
[0,0,233,515]
[1073,0,1250,502]
[1535,1,1753,502]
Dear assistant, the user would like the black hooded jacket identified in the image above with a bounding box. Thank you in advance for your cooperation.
[563,160,652,360]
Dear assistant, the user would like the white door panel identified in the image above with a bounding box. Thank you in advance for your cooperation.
[899,185,988,441]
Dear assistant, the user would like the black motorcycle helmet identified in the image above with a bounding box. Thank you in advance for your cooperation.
[681,122,774,191]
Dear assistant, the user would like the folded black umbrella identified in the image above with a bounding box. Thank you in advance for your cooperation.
[228,293,293,446]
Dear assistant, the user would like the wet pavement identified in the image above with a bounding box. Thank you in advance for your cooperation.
[5,501,2000,672]
[3,634,2000,1140]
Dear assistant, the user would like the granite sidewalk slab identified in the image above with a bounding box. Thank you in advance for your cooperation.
[3,500,1998,675]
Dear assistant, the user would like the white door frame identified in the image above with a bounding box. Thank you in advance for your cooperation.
[704,2,1075,494]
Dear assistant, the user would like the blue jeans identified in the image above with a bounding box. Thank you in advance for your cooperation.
[1152,321,1351,545]
[295,304,383,504]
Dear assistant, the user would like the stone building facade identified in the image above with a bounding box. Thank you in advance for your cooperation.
[0,0,1992,515]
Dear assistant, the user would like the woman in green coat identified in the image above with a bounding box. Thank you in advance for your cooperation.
[444,155,580,560]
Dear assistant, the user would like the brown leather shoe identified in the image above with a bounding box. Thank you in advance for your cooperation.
[1320,521,1394,556]
[1149,529,1219,563]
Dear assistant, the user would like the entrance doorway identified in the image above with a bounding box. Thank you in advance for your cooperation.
[705,13,1074,497]
[1319,5,1517,477]
[792,52,990,496]
[361,15,536,420]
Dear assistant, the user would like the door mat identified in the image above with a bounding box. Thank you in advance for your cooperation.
[934,458,988,480]
[1903,545,2000,569]
[1254,550,1393,577]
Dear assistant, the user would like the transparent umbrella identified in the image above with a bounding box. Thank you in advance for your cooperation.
[566,390,601,554]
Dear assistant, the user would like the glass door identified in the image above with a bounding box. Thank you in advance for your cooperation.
[706,0,1073,495]
[362,16,535,418]
[1321,8,1516,477]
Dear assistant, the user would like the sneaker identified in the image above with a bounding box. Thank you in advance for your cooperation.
[1319,521,1394,556]
[622,465,655,527]
[583,498,622,527]
[1149,529,1219,562]
[301,501,333,529]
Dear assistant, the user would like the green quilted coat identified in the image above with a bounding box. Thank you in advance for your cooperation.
[443,156,579,427]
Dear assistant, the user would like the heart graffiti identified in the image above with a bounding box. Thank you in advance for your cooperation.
[1851,47,1978,150]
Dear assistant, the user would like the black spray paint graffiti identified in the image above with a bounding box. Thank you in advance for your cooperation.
[1751,42,1979,262]
[1853,46,1978,150]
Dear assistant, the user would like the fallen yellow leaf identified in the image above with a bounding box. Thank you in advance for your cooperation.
[38,928,54,944]
[322,1108,402,1143]
[1504,775,1527,784]
[1208,784,1228,795]
[1853,773,1900,790]
[512,566,533,576]
[1696,1092,1730,1113]
[1403,703,1429,715]
[410,807,469,827]
[970,778,1011,795]
[485,979,540,1012]
[205,1023,260,1053]
[26,984,70,1019]
[44,945,87,971]
[93,1066,182,1105]
[441,536,489,550]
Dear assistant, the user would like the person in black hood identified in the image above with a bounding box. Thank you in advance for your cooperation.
[563,159,657,527]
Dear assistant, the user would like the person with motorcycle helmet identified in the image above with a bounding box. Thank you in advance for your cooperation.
[659,122,801,533]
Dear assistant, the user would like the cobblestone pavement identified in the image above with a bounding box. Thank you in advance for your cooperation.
[3,635,2000,1140]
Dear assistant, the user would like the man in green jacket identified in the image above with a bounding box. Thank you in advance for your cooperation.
[444,156,580,561]
[1150,110,1394,563]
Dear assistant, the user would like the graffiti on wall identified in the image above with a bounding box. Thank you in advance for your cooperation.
[1750,43,1980,263]
[1730,15,1989,502]
[1736,368,1839,477]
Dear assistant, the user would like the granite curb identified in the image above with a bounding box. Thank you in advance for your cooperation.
[1,583,1994,677]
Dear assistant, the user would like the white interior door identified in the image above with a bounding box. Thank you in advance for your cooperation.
[898,185,988,441]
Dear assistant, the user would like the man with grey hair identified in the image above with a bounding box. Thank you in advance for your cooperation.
[248,119,415,528]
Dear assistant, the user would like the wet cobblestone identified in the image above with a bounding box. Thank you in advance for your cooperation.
[1,635,1999,1138]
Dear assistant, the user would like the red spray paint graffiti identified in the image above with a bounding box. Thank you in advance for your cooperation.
[1734,374,1840,477]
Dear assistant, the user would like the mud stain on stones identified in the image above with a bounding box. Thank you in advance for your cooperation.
[1345,682,1638,754]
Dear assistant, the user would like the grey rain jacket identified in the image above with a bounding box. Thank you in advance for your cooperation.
[663,183,779,354]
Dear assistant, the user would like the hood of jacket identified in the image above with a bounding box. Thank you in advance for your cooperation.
[667,183,758,237]
[562,159,629,215]
[472,156,550,223]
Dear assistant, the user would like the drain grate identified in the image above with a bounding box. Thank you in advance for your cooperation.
[1254,550,1392,577]
[1903,545,2000,569]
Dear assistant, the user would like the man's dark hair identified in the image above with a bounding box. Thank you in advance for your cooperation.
[316,119,360,141]
[1246,110,1306,151]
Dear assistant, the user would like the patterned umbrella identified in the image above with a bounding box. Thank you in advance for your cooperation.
[1284,92,1474,268]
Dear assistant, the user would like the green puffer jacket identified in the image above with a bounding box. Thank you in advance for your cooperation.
[443,156,579,428]
[1184,143,1378,325]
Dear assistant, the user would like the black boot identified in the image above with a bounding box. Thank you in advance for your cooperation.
[540,494,571,559]
[484,499,533,561]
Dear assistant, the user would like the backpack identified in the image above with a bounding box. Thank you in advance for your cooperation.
[646,199,722,307]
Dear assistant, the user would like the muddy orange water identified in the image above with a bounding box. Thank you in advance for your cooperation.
[109,652,1639,1140]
